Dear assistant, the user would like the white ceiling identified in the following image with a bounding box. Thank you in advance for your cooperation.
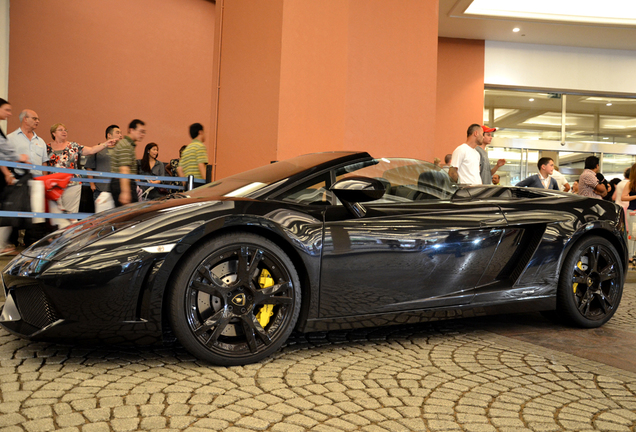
[439,0,636,50]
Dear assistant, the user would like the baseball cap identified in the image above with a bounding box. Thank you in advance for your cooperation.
[482,125,497,133]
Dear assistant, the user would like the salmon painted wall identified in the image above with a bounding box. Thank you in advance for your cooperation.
[8,0,215,162]
[214,0,284,180]
[343,1,438,161]
[216,0,440,177]
[277,0,349,160]
[435,38,485,163]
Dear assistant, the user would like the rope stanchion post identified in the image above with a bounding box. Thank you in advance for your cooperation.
[206,164,213,183]
[186,175,195,191]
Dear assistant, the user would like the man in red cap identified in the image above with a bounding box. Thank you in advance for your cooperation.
[476,125,505,185]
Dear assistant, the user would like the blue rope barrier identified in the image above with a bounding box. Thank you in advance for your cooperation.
[0,211,92,220]
[68,177,184,190]
[0,160,206,184]
[0,160,205,220]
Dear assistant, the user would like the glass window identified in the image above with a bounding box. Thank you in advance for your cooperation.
[484,89,563,140]
[485,88,636,146]
[486,147,523,186]
[603,154,634,181]
[524,150,540,182]
[566,96,636,145]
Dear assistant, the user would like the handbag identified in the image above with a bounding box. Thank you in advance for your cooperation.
[35,173,73,201]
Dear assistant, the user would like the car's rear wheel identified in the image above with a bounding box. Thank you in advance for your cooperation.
[557,235,623,328]
[168,233,301,365]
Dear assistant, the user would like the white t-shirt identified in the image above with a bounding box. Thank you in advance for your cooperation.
[615,179,629,209]
[551,169,568,191]
[451,143,482,185]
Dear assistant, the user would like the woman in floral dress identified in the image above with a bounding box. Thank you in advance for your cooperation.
[46,123,115,228]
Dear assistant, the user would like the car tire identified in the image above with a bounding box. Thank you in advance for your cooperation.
[557,235,623,328]
[168,233,301,365]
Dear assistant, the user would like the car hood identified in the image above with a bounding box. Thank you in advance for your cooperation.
[21,196,240,260]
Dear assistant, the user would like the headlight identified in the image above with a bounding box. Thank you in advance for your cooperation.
[25,221,138,261]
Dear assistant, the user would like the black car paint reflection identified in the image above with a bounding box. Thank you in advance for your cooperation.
[0,151,628,365]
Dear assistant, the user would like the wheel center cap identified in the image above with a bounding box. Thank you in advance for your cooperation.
[231,293,247,307]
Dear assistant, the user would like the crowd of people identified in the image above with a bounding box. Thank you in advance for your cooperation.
[3,103,636,258]
[0,97,210,254]
[446,122,636,260]
[444,123,619,199]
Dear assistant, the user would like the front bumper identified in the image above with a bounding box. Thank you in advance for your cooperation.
[0,249,166,344]
[0,279,62,337]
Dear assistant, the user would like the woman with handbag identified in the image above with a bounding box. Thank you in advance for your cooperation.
[138,142,168,200]
[46,123,116,228]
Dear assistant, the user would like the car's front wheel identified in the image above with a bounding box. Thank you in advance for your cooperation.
[557,235,623,328]
[168,233,301,365]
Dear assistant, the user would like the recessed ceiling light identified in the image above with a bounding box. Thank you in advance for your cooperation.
[603,137,609,139]
[513,27,520,32]
[606,102,613,106]
[529,98,534,102]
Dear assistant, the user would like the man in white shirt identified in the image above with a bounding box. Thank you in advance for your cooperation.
[551,166,571,192]
[7,109,48,246]
[7,109,48,176]
[449,124,483,185]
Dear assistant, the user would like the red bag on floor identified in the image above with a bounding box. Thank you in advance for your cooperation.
[35,173,73,201]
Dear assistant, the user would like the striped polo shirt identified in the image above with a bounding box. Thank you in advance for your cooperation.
[180,140,208,179]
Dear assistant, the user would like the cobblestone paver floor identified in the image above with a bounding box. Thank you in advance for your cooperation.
[0,285,635,431]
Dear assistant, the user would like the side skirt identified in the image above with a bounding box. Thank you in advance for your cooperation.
[300,296,555,332]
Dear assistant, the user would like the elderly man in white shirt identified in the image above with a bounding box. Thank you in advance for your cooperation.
[6,109,47,247]
[7,109,48,176]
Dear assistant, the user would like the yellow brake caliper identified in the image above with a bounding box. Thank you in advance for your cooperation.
[574,257,588,293]
[573,261,582,293]
[256,269,275,327]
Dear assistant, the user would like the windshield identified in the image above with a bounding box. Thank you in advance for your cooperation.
[275,157,458,205]
[186,152,366,199]
[335,158,457,202]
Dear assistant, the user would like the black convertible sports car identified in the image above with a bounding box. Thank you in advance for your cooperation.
[0,151,627,365]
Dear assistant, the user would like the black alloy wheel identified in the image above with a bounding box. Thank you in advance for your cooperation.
[557,235,623,328]
[168,233,301,365]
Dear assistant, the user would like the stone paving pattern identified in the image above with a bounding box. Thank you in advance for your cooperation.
[0,284,635,431]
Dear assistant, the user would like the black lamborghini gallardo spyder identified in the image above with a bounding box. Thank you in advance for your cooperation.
[1,152,627,365]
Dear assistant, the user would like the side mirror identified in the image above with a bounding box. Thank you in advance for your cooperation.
[330,176,386,217]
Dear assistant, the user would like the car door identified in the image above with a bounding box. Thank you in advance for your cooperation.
[269,157,509,319]
[319,201,505,318]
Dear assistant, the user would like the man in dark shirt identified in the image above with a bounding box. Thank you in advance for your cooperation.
[85,124,122,201]
[110,119,146,206]
[476,126,505,185]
